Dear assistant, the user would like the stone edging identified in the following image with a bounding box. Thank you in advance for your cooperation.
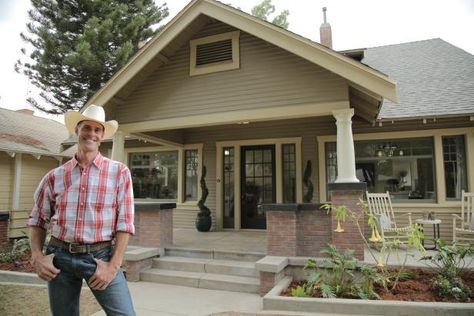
[263,276,474,316]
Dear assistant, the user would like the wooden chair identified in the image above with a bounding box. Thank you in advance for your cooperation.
[452,190,474,245]
[366,191,413,246]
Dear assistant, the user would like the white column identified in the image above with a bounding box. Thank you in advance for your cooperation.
[12,153,22,210]
[332,109,359,183]
[111,130,126,163]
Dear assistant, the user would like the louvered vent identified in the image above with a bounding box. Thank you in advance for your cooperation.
[196,39,233,66]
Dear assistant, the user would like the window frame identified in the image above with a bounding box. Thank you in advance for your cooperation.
[126,144,203,206]
[190,31,240,76]
[317,127,474,206]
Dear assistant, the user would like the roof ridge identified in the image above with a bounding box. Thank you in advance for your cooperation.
[366,38,442,50]
[0,107,64,126]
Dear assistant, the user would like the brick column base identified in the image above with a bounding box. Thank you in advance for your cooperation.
[129,204,175,248]
[266,211,297,256]
[0,211,10,250]
[328,183,366,260]
[259,271,284,296]
[123,258,153,282]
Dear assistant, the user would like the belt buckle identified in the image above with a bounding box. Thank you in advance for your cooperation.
[68,243,82,254]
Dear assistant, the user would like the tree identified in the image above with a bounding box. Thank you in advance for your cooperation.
[15,0,169,114]
[251,0,289,29]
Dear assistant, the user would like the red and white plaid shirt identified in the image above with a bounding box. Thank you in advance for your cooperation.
[28,153,135,243]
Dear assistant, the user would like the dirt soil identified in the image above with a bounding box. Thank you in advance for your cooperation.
[281,268,474,302]
[1,250,101,315]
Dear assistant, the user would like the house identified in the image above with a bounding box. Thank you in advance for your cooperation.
[72,0,473,241]
[0,108,72,238]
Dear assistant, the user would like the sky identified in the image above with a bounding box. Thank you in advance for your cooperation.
[0,0,473,123]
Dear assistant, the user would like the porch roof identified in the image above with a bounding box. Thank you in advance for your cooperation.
[86,0,397,121]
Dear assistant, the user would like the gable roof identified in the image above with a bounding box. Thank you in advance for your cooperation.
[87,0,396,111]
[0,107,71,157]
[362,38,474,121]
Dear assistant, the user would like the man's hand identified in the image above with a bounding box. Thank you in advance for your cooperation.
[31,253,60,281]
[88,259,119,291]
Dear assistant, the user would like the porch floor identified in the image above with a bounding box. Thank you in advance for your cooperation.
[170,229,474,268]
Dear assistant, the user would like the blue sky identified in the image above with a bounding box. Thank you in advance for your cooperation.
[1,0,473,122]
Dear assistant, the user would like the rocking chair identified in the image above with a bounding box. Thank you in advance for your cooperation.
[366,191,413,246]
[452,190,474,245]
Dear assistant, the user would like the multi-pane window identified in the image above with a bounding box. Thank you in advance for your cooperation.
[130,151,178,199]
[442,135,467,200]
[282,144,296,203]
[326,138,436,202]
[185,149,199,201]
[223,147,235,228]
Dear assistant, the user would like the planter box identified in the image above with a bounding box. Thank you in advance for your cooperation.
[263,276,474,316]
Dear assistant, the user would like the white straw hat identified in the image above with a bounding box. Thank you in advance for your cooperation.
[64,104,118,139]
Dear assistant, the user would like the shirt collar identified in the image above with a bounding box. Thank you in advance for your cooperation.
[67,152,104,171]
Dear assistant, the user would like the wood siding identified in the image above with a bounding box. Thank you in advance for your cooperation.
[0,152,13,210]
[115,20,348,124]
[10,155,58,238]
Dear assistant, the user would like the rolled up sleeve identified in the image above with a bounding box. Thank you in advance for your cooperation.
[116,166,135,235]
[28,172,54,230]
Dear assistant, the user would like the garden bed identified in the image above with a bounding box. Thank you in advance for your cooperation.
[264,276,474,316]
[281,268,474,302]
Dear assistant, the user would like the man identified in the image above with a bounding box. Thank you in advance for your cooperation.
[28,104,135,315]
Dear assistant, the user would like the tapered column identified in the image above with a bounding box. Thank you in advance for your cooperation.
[111,130,125,163]
[332,109,359,183]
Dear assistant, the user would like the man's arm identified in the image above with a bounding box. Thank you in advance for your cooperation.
[88,232,130,291]
[29,226,60,281]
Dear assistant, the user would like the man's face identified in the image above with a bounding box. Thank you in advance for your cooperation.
[75,120,105,153]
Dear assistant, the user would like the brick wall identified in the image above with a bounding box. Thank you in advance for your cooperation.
[297,211,331,256]
[266,211,297,256]
[129,208,173,248]
[330,190,365,260]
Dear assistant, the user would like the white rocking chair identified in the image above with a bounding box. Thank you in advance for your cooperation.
[452,190,474,245]
[366,191,413,246]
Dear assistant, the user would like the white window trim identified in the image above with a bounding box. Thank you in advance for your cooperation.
[216,137,302,230]
[190,31,240,76]
[317,127,474,207]
[125,144,203,206]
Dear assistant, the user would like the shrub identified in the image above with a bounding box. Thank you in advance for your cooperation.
[421,240,474,301]
[0,238,30,263]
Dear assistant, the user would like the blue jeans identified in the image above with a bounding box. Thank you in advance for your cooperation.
[46,244,135,316]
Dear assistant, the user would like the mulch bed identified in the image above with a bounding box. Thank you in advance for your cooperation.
[281,268,474,302]
[0,250,35,273]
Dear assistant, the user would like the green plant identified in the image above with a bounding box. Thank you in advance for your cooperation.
[290,285,309,297]
[0,237,30,263]
[302,244,380,299]
[197,165,210,218]
[421,240,474,300]
[321,200,425,291]
[303,160,313,202]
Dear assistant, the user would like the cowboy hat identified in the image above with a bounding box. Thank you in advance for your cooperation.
[64,104,118,139]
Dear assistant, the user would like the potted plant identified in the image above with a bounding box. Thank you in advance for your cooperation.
[195,165,212,232]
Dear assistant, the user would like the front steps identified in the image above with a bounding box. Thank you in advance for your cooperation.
[140,247,264,293]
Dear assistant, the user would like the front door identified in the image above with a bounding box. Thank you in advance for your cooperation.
[241,145,276,229]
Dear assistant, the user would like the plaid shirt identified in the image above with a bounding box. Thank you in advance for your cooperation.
[28,153,135,243]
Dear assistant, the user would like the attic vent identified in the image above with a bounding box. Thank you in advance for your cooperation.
[190,31,240,76]
[196,39,233,66]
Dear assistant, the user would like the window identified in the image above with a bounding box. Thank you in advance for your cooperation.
[130,151,178,200]
[326,137,436,202]
[443,135,467,200]
[185,149,199,201]
[190,31,240,76]
[223,147,235,228]
[282,144,296,203]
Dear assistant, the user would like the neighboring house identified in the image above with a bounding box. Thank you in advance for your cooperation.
[74,0,472,240]
[0,108,72,238]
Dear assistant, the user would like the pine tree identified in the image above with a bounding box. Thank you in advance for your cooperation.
[15,0,168,114]
[251,0,289,29]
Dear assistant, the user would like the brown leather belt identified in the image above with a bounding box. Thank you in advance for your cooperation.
[49,236,113,254]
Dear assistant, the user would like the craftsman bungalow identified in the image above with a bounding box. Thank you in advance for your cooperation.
[76,0,472,241]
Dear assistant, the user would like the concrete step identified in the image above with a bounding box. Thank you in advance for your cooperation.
[152,256,258,277]
[140,268,259,293]
[164,247,265,262]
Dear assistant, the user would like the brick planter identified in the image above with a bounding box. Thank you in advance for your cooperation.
[129,203,175,248]
[0,210,10,249]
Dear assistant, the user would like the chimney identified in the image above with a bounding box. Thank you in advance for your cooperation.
[320,7,333,49]
[16,109,34,116]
